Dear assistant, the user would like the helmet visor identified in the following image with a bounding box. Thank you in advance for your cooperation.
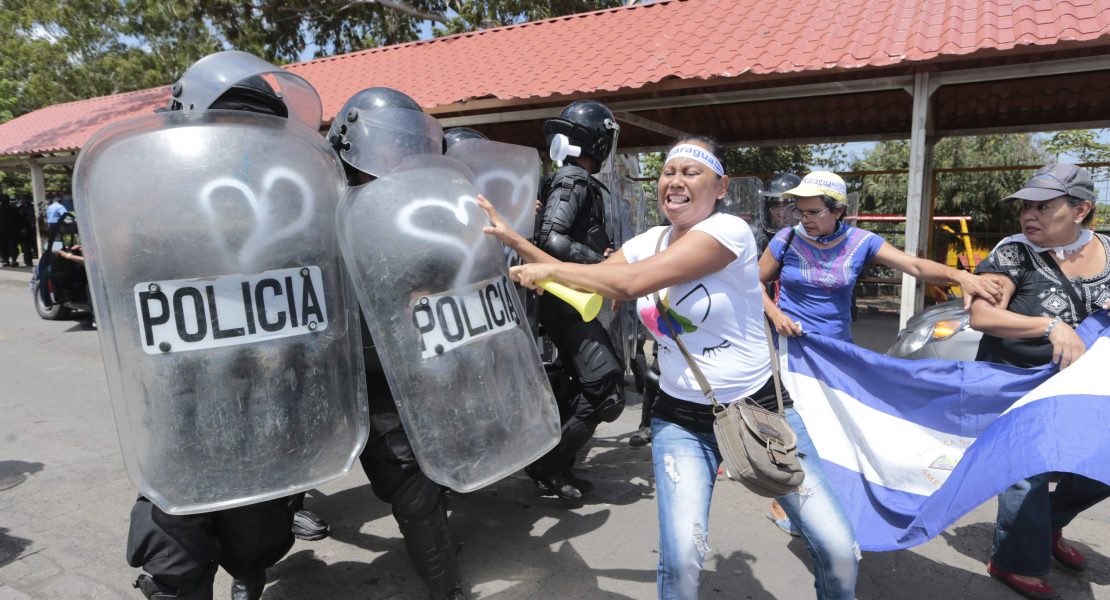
[172,51,322,130]
[336,108,443,178]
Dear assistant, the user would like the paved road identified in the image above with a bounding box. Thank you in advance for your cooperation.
[1,265,1107,599]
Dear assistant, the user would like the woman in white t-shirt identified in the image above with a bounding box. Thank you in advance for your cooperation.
[481,136,857,599]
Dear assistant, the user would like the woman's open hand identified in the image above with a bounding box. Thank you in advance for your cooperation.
[478,195,516,247]
[957,272,1005,309]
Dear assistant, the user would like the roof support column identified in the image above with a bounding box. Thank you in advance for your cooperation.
[28,158,47,256]
[900,72,936,329]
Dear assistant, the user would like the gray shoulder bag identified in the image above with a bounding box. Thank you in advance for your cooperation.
[652,228,804,498]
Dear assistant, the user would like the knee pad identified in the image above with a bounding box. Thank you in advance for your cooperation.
[391,472,443,522]
[558,415,600,462]
[572,337,622,399]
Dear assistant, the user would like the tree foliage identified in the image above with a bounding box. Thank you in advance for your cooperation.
[851,134,1048,234]
[0,0,620,196]
[1043,129,1110,164]
[1,0,623,125]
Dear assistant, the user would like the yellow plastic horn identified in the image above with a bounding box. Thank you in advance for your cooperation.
[538,280,603,322]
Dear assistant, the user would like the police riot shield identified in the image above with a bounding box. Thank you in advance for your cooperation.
[445,138,540,251]
[723,177,763,226]
[596,172,644,372]
[336,155,560,493]
[845,191,861,224]
[72,111,367,515]
[446,138,541,339]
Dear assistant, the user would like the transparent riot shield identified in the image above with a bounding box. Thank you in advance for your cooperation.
[445,138,540,247]
[845,191,861,223]
[723,177,763,226]
[336,155,560,493]
[596,172,645,372]
[72,111,367,514]
[446,138,541,340]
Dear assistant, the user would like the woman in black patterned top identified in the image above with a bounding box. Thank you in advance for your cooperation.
[970,163,1110,600]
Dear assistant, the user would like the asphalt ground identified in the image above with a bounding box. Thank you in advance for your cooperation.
[1,264,1107,599]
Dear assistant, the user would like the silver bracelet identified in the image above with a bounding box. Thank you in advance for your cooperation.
[1044,315,1063,338]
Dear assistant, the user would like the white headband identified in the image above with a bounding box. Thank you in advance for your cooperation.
[665,144,724,177]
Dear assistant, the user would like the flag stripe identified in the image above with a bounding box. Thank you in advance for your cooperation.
[782,313,1110,551]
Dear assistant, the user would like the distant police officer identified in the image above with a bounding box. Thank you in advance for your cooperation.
[529,100,624,499]
[328,88,467,600]
[757,173,801,253]
[73,51,367,600]
[442,126,487,153]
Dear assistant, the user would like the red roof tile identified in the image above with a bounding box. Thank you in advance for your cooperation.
[2,0,1109,158]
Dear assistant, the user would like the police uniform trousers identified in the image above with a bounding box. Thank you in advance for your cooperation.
[126,496,294,595]
[357,343,461,599]
[536,294,624,470]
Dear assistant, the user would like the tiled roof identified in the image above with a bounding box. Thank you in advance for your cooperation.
[0,87,167,156]
[2,0,1109,157]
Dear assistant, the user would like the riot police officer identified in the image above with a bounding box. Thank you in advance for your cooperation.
[757,172,801,253]
[442,126,487,153]
[75,51,367,600]
[528,100,624,499]
[328,87,467,600]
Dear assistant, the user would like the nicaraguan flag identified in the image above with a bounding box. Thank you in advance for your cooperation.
[780,311,1110,551]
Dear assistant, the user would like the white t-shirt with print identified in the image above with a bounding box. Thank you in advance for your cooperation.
[622,212,770,405]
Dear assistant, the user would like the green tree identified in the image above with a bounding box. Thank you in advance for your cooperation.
[0,0,621,195]
[1043,129,1110,163]
[181,1,623,64]
[851,134,1048,234]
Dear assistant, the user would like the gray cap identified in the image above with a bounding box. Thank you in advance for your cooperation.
[1002,163,1095,203]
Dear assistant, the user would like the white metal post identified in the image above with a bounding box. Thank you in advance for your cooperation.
[29,158,47,256]
[900,72,936,329]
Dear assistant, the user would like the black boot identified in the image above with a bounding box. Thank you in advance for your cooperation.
[524,464,582,499]
[134,574,214,599]
[629,425,652,447]
[229,570,265,600]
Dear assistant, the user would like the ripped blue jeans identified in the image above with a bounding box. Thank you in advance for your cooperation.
[652,408,858,600]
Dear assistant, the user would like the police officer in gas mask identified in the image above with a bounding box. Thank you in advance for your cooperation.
[328,87,467,600]
[73,51,367,600]
[528,100,624,499]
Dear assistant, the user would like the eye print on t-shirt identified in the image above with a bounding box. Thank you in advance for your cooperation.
[641,284,731,356]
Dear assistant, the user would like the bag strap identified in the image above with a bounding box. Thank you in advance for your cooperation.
[1037,250,1090,323]
[652,227,721,409]
[773,227,797,281]
[763,318,786,415]
[650,228,786,416]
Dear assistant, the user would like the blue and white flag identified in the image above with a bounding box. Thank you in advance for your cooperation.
[780,311,1110,551]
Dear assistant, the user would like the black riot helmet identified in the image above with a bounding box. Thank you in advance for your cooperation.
[542,100,618,173]
[166,50,321,128]
[762,173,802,199]
[760,173,801,234]
[327,87,443,182]
[442,127,488,153]
[202,75,288,118]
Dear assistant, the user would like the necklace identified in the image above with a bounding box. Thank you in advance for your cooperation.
[794,221,848,245]
[1000,229,1093,260]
